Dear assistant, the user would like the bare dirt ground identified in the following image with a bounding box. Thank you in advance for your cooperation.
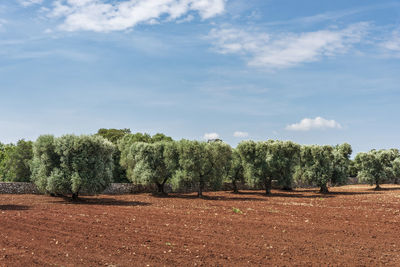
[1,184,400,266]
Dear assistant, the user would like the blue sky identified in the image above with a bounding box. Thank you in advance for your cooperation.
[0,0,400,154]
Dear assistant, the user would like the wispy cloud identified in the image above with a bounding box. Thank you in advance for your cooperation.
[381,30,400,52]
[204,132,219,140]
[286,117,342,131]
[48,0,226,32]
[233,131,248,138]
[18,0,43,7]
[208,23,369,69]
[265,3,400,26]
[0,18,6,29]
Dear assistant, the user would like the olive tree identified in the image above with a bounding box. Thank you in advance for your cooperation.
[118,132,173,181]
[385,149,400,184]
[354,150,392,190]
[298,145,334,193]
[31,135,115,200]
[97,128,131,144]
[0,140,33,182]
[237,141,272,194]
[97,128,132,183]
[331,143,353,186]
[127,141,179,194]
[266,140,301,190]
[0,143,14,181]
[392,157,400,184]
[225,149,245,193]
[176,140,232,197]
[237,140,301,194]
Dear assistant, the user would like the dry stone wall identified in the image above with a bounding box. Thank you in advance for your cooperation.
[0,182,266,195]
[0,182,172,195]
[0,182,40,194]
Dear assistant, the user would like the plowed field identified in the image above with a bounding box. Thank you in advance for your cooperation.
[1,185,400,266]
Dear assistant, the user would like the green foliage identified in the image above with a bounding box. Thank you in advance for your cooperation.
[232,207,243,214]
[265,140,301,190]
[225,149,245,193]
[127,141,179,193]
[392,157,400,184]
[97,128,131,145]
[97,128,131,183]
[331,143,353,186]
[298,145,334,193]
[0,140,33,182]
[30,135,59,190]
[118,132,174,181]
[176,140,232,197]
[237,140,300,194]
[237,141,270,192]
[355,149,398,189]
[384,149,400,183]
[31,135,115,198]
[151,133,174,143]
[348,160,358,178]
[0,143,14,181]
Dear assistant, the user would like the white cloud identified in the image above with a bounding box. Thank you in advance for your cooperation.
[48,0,226,32]
[18,0,43,7]
[286,117,342,131]
[0,19,6,28]
[203,132,219,140]
[381,30,400,52]
[233,131,248,138]
[176,14,194,24]
[208,23,368,69]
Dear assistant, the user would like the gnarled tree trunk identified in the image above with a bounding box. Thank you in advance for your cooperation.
[319,184,329,194]
[198,179,204,198]
[72,193,79,201]
[232,179,238,194]
[374,182,381,190]
[265,178,272,195]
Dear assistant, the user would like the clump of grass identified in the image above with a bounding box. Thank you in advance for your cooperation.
[268,208,279,213]
[232,207,243,214]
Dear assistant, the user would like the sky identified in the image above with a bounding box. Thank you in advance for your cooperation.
[0,0,400,154]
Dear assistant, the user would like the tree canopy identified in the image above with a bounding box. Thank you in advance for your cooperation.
[126,141,179,194]
[176,140,231,197]
[298,145,334,193]
[354,149,398,189]
[31,135,115,199]
[0,140,33,182]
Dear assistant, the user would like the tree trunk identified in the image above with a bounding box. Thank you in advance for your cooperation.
[72,193,79,201]
[375,183,381,190]
[394,178,399,185]
[198,185,203,198]
[232,179,238,194]
[156,182,165,194]
[198,179,204,198]
[319,184,329,194]
[265,178,272,195]
[282,186,292,191]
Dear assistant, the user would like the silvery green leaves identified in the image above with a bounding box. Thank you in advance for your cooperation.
[31,135,115,199]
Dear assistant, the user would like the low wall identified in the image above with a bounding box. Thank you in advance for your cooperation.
[0,180,324,195]
[0,182,40,194]
[0,182,258,195]
[0,182,174,195]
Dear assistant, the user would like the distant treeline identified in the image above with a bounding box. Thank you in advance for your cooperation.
[0,128,399,199]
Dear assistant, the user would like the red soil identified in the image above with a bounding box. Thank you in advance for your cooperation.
[1,185,400,266]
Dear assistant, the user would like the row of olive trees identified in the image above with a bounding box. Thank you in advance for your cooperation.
[2,128,400,199]
[118,138,355,196]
